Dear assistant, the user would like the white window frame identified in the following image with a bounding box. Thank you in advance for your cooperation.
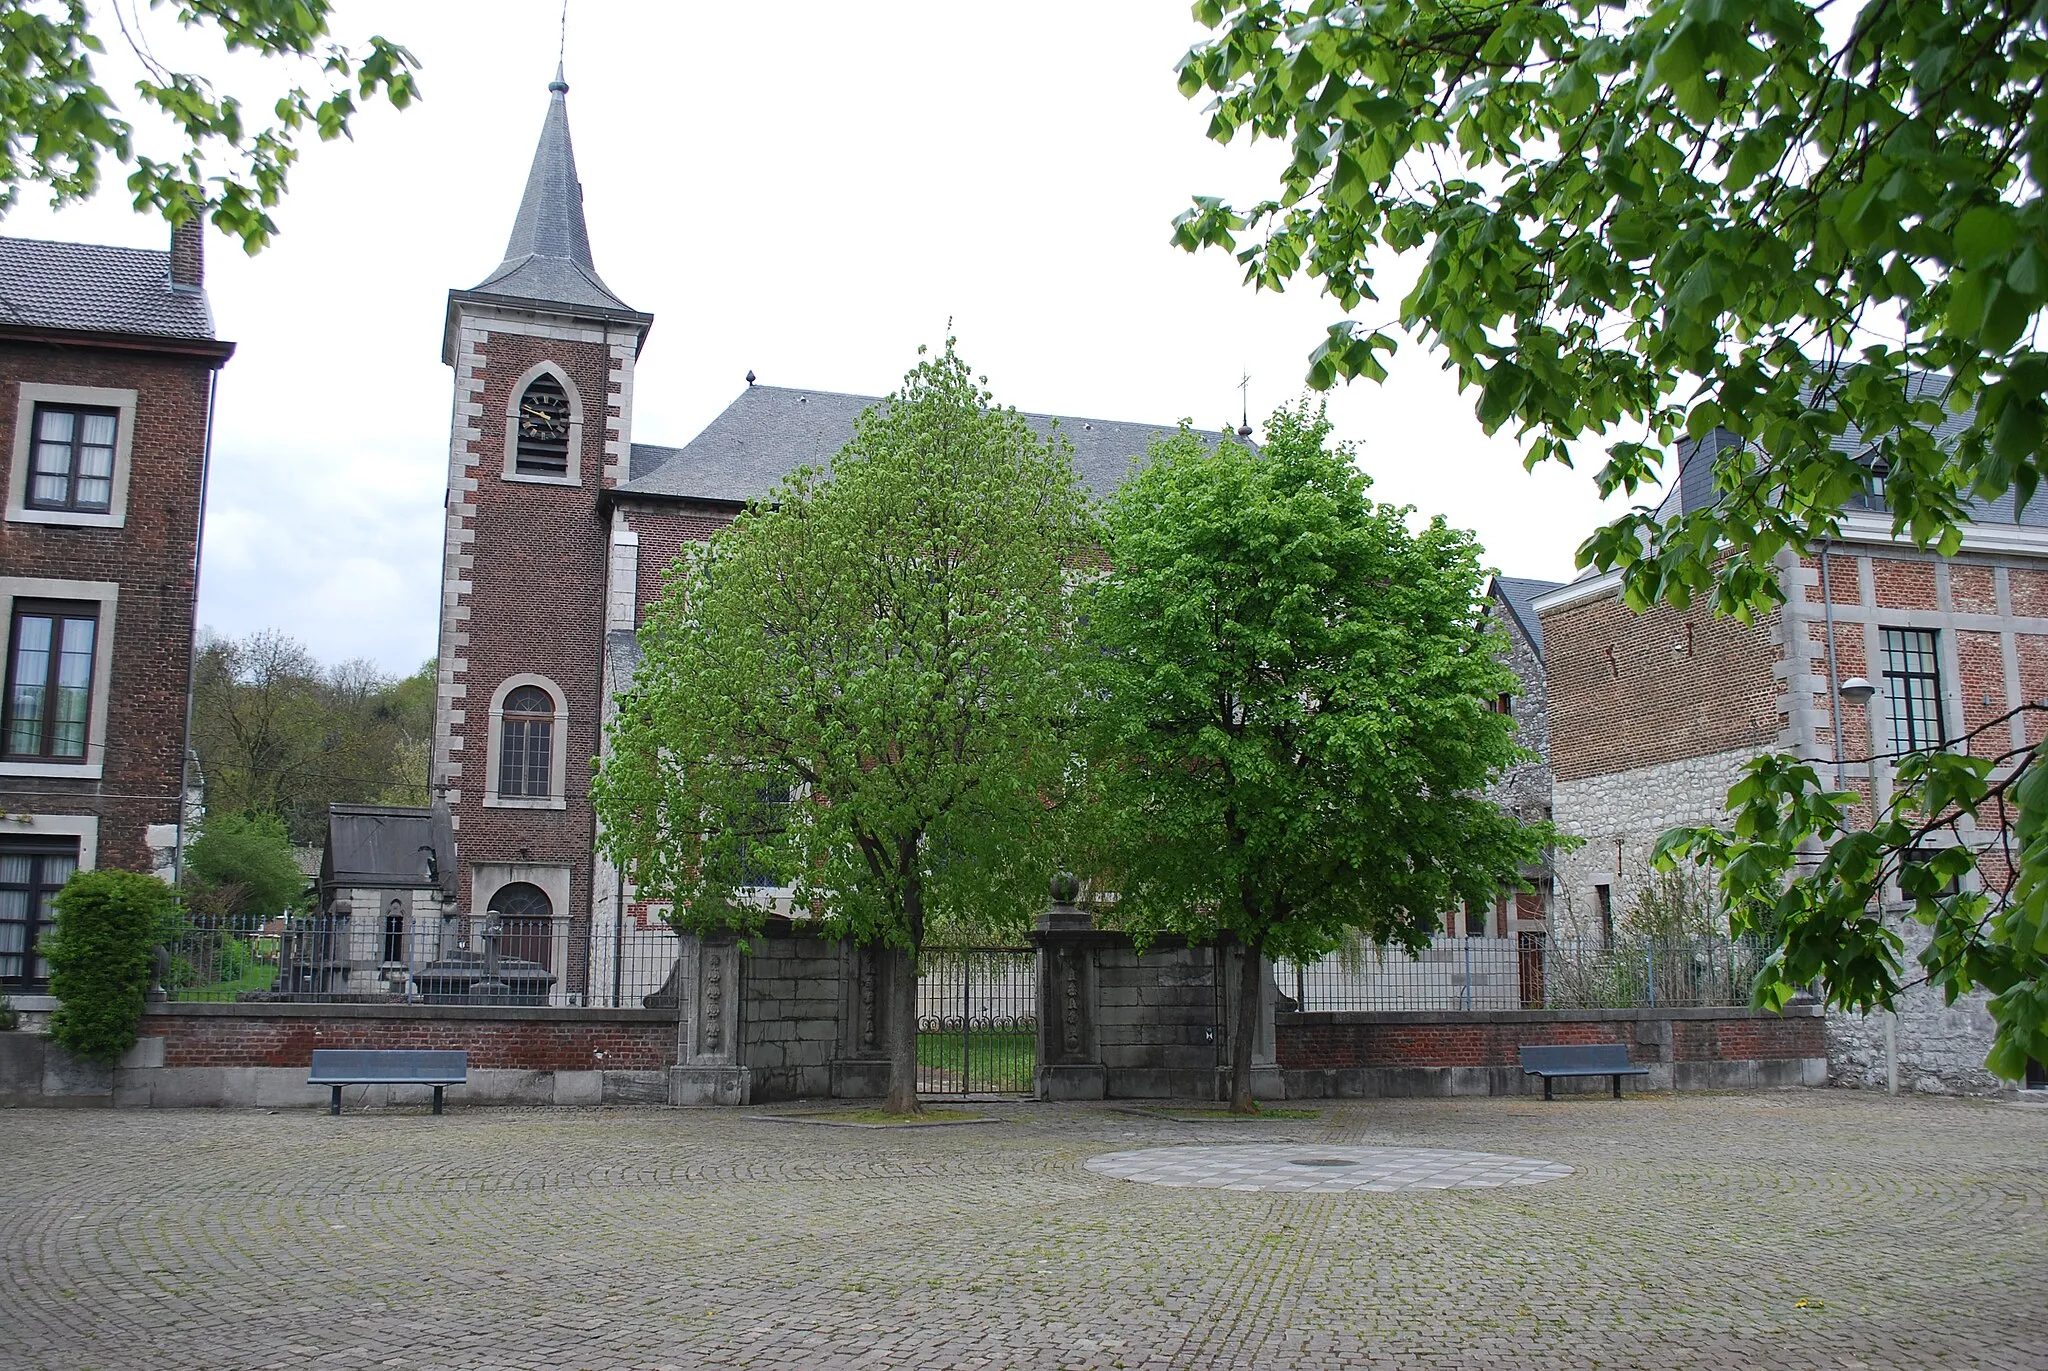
[7,384,139,529]
[0,813,98,1007]
[483,673,569,809]
[501,361,584,487]
[0,578,118,779]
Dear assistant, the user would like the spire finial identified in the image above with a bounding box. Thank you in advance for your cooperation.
[550,0,569,92]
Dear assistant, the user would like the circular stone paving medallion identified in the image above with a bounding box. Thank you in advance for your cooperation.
[1084,1144,1573,1194]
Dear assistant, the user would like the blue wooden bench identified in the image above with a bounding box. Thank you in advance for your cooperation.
[1519,1043,1650,1100]
[308,1049,468,1115]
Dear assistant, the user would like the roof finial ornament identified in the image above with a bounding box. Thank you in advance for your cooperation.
[550,0,569,92]
[1236,369,1254,440]
[746,370,757,386]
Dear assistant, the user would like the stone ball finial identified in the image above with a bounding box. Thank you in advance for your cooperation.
[1049,871,1081,906]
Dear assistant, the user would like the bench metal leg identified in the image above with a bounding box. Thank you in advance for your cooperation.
[1543,1076,1553,1101]
[1612,1074,1622,1100]
[433,1085,444,1116]
[330,1085,342,1116]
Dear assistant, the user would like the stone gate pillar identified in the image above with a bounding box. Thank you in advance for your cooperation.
[667,931,751,1105]
[1033,874,1106,1100]
[830,940,894,1098]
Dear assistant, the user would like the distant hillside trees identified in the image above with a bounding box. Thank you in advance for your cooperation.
[190,630,434,843]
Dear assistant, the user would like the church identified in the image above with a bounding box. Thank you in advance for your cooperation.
[431,70,1232,1005]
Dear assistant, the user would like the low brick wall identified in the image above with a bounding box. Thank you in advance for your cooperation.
[1278,1005,1827,1097]
[150,1002,678,1071]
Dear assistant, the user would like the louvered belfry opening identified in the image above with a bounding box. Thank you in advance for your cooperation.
[514,375,571,476]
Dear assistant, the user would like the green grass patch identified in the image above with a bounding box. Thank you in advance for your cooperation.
[916,1028,1035,1092]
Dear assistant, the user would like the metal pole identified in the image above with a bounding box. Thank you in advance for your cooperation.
[960,955,971,1093]
[1461,936,1472,1011]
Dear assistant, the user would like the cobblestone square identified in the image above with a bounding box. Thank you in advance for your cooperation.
[0,1091,2042,1370]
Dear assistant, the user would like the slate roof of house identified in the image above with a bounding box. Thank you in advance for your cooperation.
[319,803,457,899]
[464,67,635,316]
[0,235,216,341]
[1490,576,1565,659]
[1653,371,2048,528]
[621,385,1239,506]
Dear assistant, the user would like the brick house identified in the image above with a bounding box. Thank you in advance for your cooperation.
[0,223,234,994]
[1535,418,2048,1094]
[431,70,1235,1005]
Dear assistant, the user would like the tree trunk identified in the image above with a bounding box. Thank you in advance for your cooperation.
[1230,938,1263,1115]
[883,943,921,1114]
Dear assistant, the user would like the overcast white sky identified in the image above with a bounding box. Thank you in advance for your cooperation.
[5,2,1640,676]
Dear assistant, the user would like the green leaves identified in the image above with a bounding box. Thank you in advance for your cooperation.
[0,0,418,251]
[594,340,1091,951]
[1660,736,2048,1078]
[1176,0,2048,1077]
[1078,401,1552,966]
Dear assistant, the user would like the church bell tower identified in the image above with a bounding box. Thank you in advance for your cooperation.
[433,66,654,999]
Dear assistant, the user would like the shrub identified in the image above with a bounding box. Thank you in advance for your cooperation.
[183,811,308,919]
[0,994,16,1032]
[42,869,180,1064]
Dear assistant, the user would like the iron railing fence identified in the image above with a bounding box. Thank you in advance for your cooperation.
[1274,935,1764,1013]
[915,946,1038,1096]
[159,912,682,1009]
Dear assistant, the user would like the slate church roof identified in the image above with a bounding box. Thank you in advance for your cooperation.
[622,384,1241,507]
[0,236,219,343]
[448,66,650,346]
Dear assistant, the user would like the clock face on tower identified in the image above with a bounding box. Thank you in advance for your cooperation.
[513,374,573,476]
[519,389,570,442]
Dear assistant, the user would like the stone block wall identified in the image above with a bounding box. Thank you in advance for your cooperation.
[1549,745,1760,939]
[740,931,849,1100]
[1826,914,2008,1097]
[1095,941,1223,1095]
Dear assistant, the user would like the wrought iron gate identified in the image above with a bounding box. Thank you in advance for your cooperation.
[916,946,1037,1097]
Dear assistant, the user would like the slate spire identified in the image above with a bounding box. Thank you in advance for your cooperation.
[468,66,633,313]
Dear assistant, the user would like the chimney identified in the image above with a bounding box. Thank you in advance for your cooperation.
[169,216,204,291]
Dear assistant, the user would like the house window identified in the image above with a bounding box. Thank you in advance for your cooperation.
[1595,884,1614,947]
[382,899,407,964]
[513,375,571,476]
[25,406,118,513]
[1882,628,1944,754]
[0,839,77,985]
[735,781,792,889]
[498,686,555,798]
[4,603,98,760]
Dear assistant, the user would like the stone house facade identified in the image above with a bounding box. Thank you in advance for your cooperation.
[1535,435,2048,1094]
[0,223,233,998]
[1468,575,1563,939]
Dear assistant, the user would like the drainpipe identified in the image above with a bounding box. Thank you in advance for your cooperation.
[173,365,221,887]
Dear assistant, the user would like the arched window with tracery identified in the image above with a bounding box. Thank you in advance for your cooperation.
[499,685,555,798]
[488,881,553,969]
[513,374,571,476]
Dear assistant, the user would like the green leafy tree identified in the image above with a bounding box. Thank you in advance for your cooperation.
[2,0,418,250]
[594,341,1093,1114]
[1082,403,1550,1112]
[183,811,306,919]
[1170,0,2048,1077]
[43,869,179,1064]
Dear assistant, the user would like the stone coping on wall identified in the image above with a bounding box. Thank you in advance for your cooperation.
[1280,1005,1822,1026]
[143,1001,679,1024]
